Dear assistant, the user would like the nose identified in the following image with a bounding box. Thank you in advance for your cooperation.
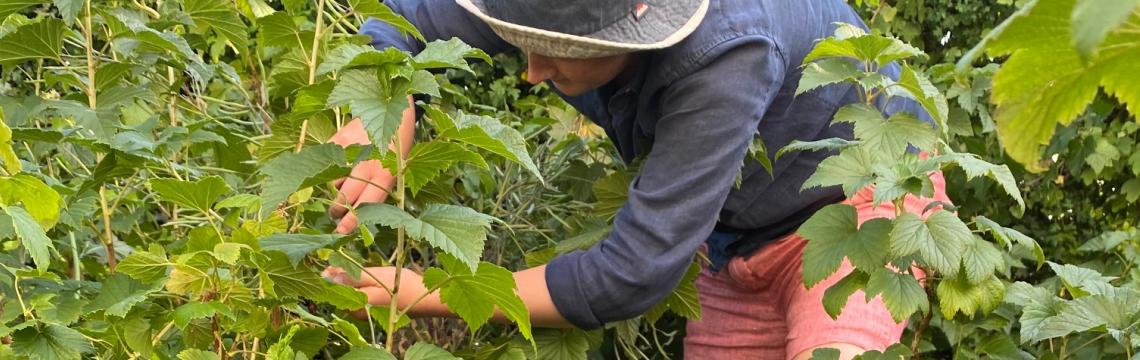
[525,52,555,85]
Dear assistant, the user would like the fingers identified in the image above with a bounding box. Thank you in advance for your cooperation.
[335,212,358,234]
[329,166,371,219]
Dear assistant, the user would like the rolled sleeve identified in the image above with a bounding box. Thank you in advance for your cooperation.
[359,0,510,54]
[546,41,787,329]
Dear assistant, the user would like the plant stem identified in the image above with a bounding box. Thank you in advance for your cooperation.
[386,133,407,351]
[83,0,97,109]
[70,232,82,281]
[910,273,936,359]
[308,0,328,85]
[99,187,117,273]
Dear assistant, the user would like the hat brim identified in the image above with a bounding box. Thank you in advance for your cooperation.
[455,0,709,58]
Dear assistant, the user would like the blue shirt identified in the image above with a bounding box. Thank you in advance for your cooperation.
[360,0,925,329]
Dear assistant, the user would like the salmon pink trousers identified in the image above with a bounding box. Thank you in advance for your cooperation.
[684,172,950,359]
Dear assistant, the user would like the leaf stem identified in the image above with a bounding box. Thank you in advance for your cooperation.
[386,127,407,350]
[308,0,328,85]
[99,187,117,273]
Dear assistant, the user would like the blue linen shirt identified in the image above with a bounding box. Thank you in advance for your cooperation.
[360,0,926,330]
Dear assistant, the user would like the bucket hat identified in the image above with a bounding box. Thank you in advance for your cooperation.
[454,0,710,58]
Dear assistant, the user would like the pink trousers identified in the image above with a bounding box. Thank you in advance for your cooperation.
[684,172,949,359]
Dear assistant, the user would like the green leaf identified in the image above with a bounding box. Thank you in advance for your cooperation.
[259,143,351,215]
[86,273,160,317]
[864,267,927,322]
[644,259,702,322]
[0,0,47,20]
[810,348,841,360]
[259,233,343,266]
[974,216,1044,266]
[796,58,860,96]
[177,349,220,360]
[314,283,368,310]
[348,0,425,43]
[803,31,924,68]
[318,45,408,75]
[257,12,309,49]
[554,220,611,255]
[422,256,531,342]
[1047,262,1114,297]
[774,138,858,161]
[428,109,542,182]
[591,169,630,221]
[253,252,325,300]
[1030,288,1140,343]
[173,301,233,329]
[0,109,20,174]
[747,136,774,176]
[937,274,1005,319]
[405,342,461,360]
[339,347,396,360]
[408,69,440,97]
[889,211,971,276]
[940,154,1024,215]
[821,270,870,319]
[0,19,65,63]
[890,63,948,133]
[836,104,938,158]
[960,236,1004,284]
[802,146,876,197]
[327,69,410,149]
[413,38,492,73]
[799,204,892,288]
[356,204,493,271]
[0,171,62,230]
[184,0,249,51]
[3,206,53,269]
[150,176,230,213]
[331,317,369,347]
[534,329,590,360]
[117,246,170,284]
[1070,0,1140,57]
[11,323,93,360]
[382,141,487,196]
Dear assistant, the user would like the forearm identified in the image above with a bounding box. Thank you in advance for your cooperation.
[405,265,573,328]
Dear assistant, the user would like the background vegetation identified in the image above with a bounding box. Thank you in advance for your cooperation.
[0,0,1135,359]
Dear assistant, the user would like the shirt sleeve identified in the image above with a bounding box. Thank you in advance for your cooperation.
[544,41,787,329]
[359,0,511,54]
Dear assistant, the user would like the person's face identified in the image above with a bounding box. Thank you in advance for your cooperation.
[524,52,634,96]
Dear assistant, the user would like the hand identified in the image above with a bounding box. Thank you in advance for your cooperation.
[327,119,394,234]
[323,266,433,317]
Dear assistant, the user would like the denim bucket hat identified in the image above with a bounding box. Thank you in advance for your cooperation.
[454,0,709,58]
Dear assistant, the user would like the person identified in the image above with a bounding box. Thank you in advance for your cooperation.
[320,0,950,358]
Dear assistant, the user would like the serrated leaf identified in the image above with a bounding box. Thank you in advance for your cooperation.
[534,329,590,360]
[1030,288,1140,343]
[0,170,61,230]
[865,267,927,322]
[331,317,369,347]
[405,342,461,360]
[3,206,53,269]
[318,45,407,75]
[591,169,630,221]
[1070,0,1140,58]
[408,69,440,97]
[822,270,870,319]
[0,0,47,20]
[961,236,1004,284]
[11,323,93,360]
[774,138,858,160]
[428,109,542,182]
[974,216,1043,266]
[837,103,937,158]
[413,38,492,73]
[1047,262,1114,297]
[173,301,233,329]
[941,154,1024,214]
[799,204,893,288]
[259,233,343,266]
[314,283,368,310]
[184,0,248,50]
[87,273,160,317]
[257,12,309,49]
[422,256,531,342]
[802,146,876,197]
[178,349,220,360]
[382,141,487,196]
[349,0,425,42]
[747,136,774,176]
[0,109,20,174]
[890,64,948,133]
[554,220,611,255]
[259,143,351,215]
[150,176,230,213]
[253,252,325,300]
[339,347,396,360]
[356,204,492,271]
[796,58,860,96]
[889,211,970,276]
[0,19,65,63]
[327,69,410,149]
[937,274,1005,319]
[117,247,170,284]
